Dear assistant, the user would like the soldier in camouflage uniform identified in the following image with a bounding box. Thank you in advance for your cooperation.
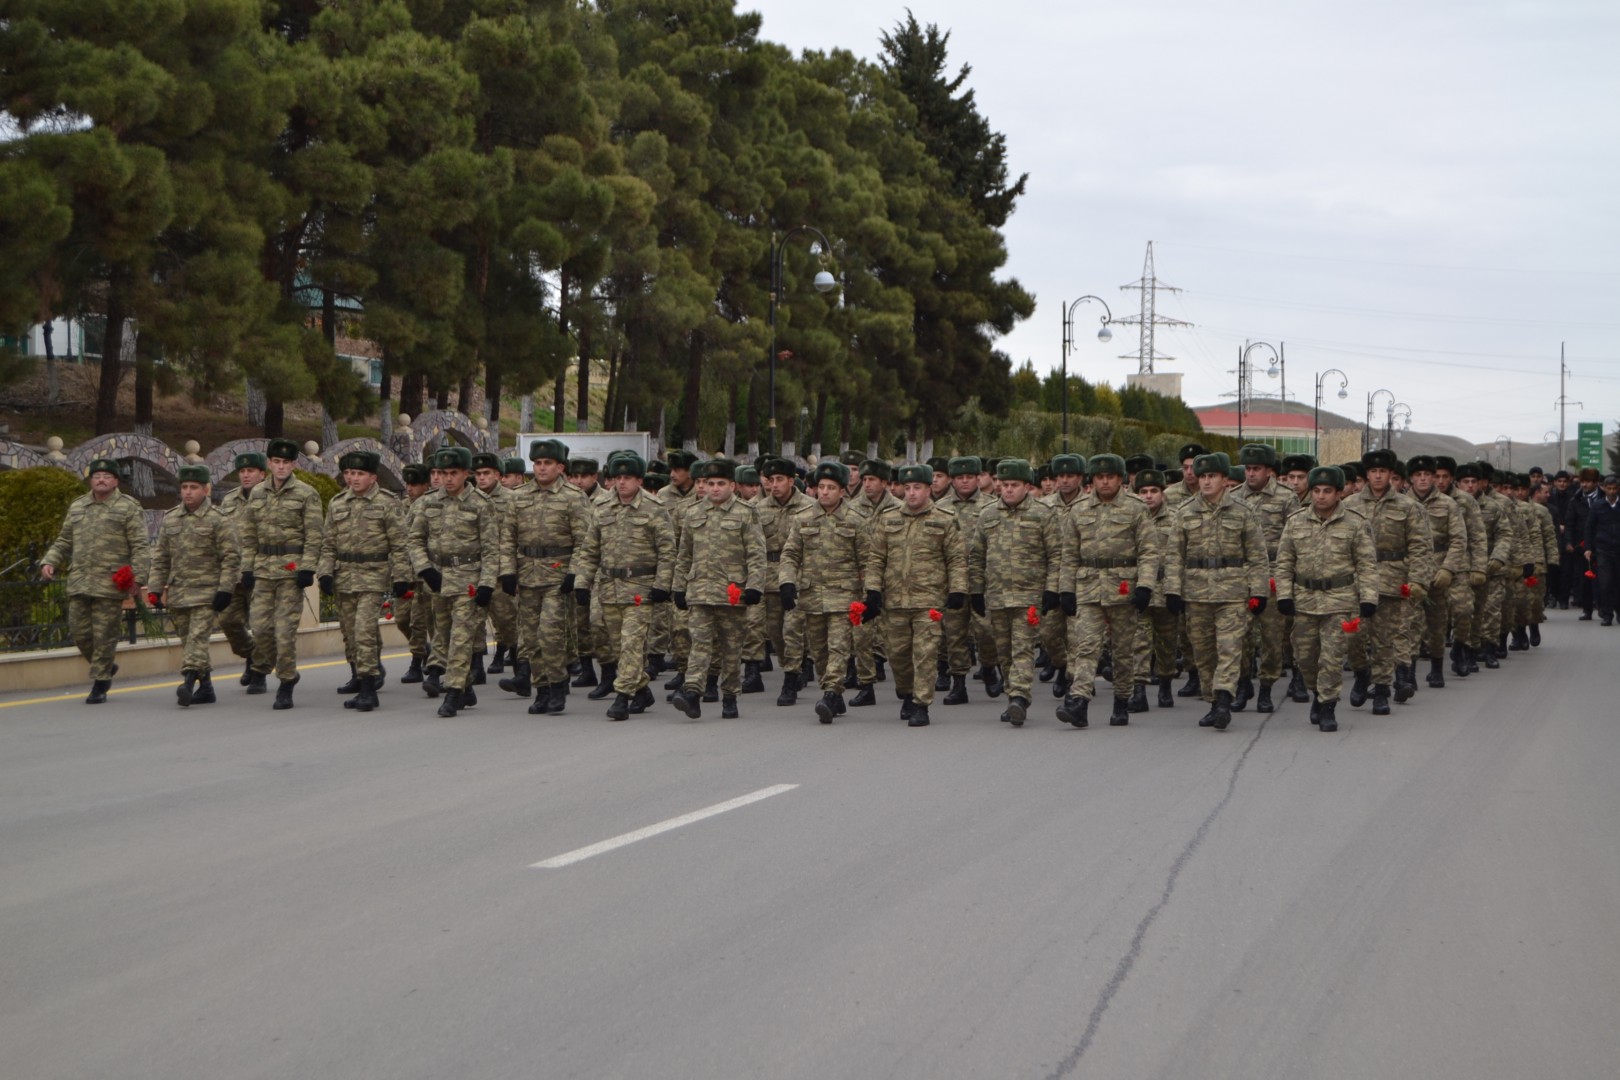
[1129,468,1182,709]
[1433,457,1486,675]
[148,464,240,707]
[1527,480,1559,644]
[317,450,410,712]
[468,452,516,686]
[394,463,434,684]
[1163,453,1270,730]
[571,452,674,721]
[1230,445,1296,713]
[1467,461,1520,667]
[780,460,871,723]
[934,455,999,704]
[566,457,614,690]
[654,450,701,687]
[215,451,264,683]
[485,458,530,675]
[408,446,499,717]
[866,464,968,727]
[1038,454,1088,698]
[1274,466,1379,732]
[752,456,816,706]
[1162,443,1206,510]
[238,438,324,709]
[1406,456,1470,689]
[1054,454,1160,728]
[1506,474,1544,651]
[968,459,1062,728]
[845,459,902,704]
[671,459,766,719]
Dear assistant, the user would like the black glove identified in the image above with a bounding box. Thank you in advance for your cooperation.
[1276,597,1296,617]
[296,569,315,589]
[946,592,966,610]
[318,574,335,596]
[649,588,671,604]
[1131,586,1152,612]
[778,582,797,611]
[499,573,517,595]
[1041,590,1060,614]
[1250,596,1267,615]
[743,588,762,606]
[864,590,884,620]
[1359,601,1378,619]
[474,584,493,608]
[560,573,575,594]
[673,591,687,610]
[239,571,255,592]
[392,581,410,598]
[1060,592,1077,617]
[575,588,592,607]
[1166,593,1185,614]
[212,590,233,613]
[970,594,986,616]
[420,567,443,593]
[1522,563,1535,579]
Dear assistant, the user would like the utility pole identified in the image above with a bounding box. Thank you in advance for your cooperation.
[1554,342,1582,469]
[1113,241,1191,374]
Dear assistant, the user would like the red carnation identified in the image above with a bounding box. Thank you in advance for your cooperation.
[403,590,414,600]
[550,562,561,570]
[1026,605,1040,627]
[284,562,297,572]
[1341,617,1362,633]
[467,584,477,597]
[1248,597,1261,611]
[147,592,162,607]
[1400,583,1412,598]
[1118,580,1130,596]
[1525,575,1538,587]
[928,608,943,622]
[1269,577,1277,594]
[633,594,643,606]
[111,565,135,592]
[727,582,743,606]
[848,600,866,627]
[1585,569,1597,579]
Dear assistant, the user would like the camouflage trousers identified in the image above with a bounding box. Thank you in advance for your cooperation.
[1068,603,1139,701]
[942,606,999,675]
[68,595,123,680]
[853,614,885,684]
[1475,571,1511,645]
[745,592,804,665]
[169,605,216,674]
[1292,612,1353,704]
[1507,577,1530,631]
[1528,567,1550,625]
[429,590,482,691]
[488,588,518,649]
[604,602,655,694]
[685,605,746,698]
[337,591,385,677]
[885,608,944,708]
[1428,579,1475,656]
[516,584,572,685]
[988,606,1040,701]
[805,612,854,694]
[574,595,603,661]
[1241,595,1287,682]
[217,585,254,659]
[1136,607,1180,685]
[1186,601,1249,701]
[1361,593,1415,687]
[250,578,305,682]
[1041,608,1068,670]
[394,588,431,658]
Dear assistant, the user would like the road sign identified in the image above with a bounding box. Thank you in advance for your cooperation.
[1577,422,1604,470]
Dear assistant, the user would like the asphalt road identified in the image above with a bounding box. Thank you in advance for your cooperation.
[3,614,1617,1080]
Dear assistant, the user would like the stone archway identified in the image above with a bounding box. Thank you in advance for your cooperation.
[205,438,323,483]
[321,438,407,490]
[0,440,55,472]
[66,434,185,485]
[398,409,492,464]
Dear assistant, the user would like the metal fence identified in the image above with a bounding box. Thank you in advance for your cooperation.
[0,545,177,653]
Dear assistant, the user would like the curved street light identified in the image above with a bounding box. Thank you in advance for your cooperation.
[1313,368,1349,459]
[768,226,838,455]
[1237,341,1280,442]
[1364,388,1395,453]
[1495,435,1512,471]
[1059,295,1113,452]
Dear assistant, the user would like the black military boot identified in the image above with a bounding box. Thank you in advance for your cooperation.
[721,695,740,719]
[1318,699,1339,732]
[1371,684,1392,715]
[843,657,860,690]
[1197,700,1218,727]
[437,688,463,718]
[1232,675,1253,712]
[1210,690,1234,730]
[1157,681,1174,708]
[664,669,684,690]
[336,663,360,694]
[1002,696,1028,727]
[943,674,969,705]
[934,659,951,692]
[191,673,217,705]
[1109,697,1131,726]
[401,655,425,684]
[1097,651,1114,684]
[777,671,801,706]
[850,683,877,707]
[630,686,655,713]
[1449,643,1467,678]
[470,651,486,685]
[487,644,507,674]
[498,660,531,696]
[1529,623,1541,647]
[1178,668,1203,698]
[1393,665,1415,703]
[701,673,720,703]
[801,656,816,683]
[740,661,765,694]
[177,671,197,708]
[1349,669,1371,707]
[900,694,916,722]
[571,657,598,687]
[546,682,567,715]
[606,693,632,721]
[1256,681,1274,714]
[907,703,930,727]
[588,663,618,700]
[1053,668,1072,698]
[1498,633,1510,658]
[374,660,386,691]
[874,655,887,682]
[422,666,444,697]
[528,682,550,715]
[244,669,268,695]
[984,666,1004,698]
[1056,695,1089,728]
[351,676,379,713]
[1309,693,1322,726]
[1427,657,1446,688]
[460,683,478,709]
[1037,648,1056,683]
[1128,683,1150,713]
[239,658,254,686]
[672,685,702,719]
[815,692,844,723]
[1481,643,1498,669]
[759,644,773,672]
[1509,627,1530,652]
[273,679,296,710]
[1287,668,1310,703]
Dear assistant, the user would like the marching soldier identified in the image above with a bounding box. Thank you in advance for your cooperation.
[1273,466,1379,732]
[754,456,816,706]
[470,452,516,685]
[237,439,324,709]
[1433,457,1487,675]
[565,457,612,689]
[408,446,499,718]
[659,449,701,689]
[570,452,674,721]
[1406,456,1469,688]
[735,464,762,503]
[1038,453,1087,697]
[1054,454,1159,728]
[1129,468,1182,709]
[866,464,968,727]
[317,450,410,712]
[845,459,902,705]
[779,460,871,722]
[148,464,239,707]
[1279,454,1315,508]
[969,458,1062,727]
[1162,452,1269,730]
[395,463,434,684]
[1232,444,1296,713]
[934,455,998,704]
[1527,480,1559,643]
[1163,442,1206,508]
[486,457,530,676]
[216,451,264,683]
[1469,462,1520,665]
[671,458,766,720]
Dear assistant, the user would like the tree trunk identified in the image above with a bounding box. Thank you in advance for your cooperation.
[131,328,157,497]
[457,372,476,416]
[95,273,128,435]
[320,289,339,449]
[246,380,266,426]
[576,319,592,432]
[42,321,59,407]
[263,397,284,439]
[400,370,422,418]
[604,347,620,432]
[839,396,852,454]
[519,394,533,433]
[378,350,393,443]
[811,391,828,458]
[434,382,450,410]
[484,359,502,424]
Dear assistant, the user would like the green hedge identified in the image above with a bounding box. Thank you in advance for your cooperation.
[0,467,87,558]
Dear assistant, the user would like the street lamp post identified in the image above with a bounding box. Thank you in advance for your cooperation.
[1059,295,1113,452]
[768,226,838,456]
[1237,341,1280,443]
[1364,389,1394,453]
[1495,436,1512,470]
[1388,403,1411,452]
[1314,368,1349,460]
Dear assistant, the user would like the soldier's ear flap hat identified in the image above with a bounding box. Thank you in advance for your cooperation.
[402,463,431,484]
[947,455,981,478]
[178,464,211,485]
[1280,454,1316,474]
[982,457,1001,476]
[927,456,950,474]
[86,457,121,478]
[643,473,668,491]
[502,458,527,476]
[606,453,645,479]
[1192,453,1227,477]
[811,461,850,489]
[1307,466,1345,490]
[996,458,1035,485]
[266,438,300,462]
[433,446,473,471]
[1227,465,1246,483]
[1124,453,1154,474]
[666,449,698,470]
[529,439,569,463]
[699,458,738,481]
[1035,463,1052,483]
[1238,444,1278,469]
[1133,468,1166,492]
[1361,449,1398,471]
[1086,454,1126,478]
[1391,460,1407,480]
[1178,442,1207,462]
[897,464,933,485]
[1338,462,1361,481]
[1454,462,1482,480]
[234,451,268,473]
[1475,460,1496,480]
[339,450,381,473]
[568,457,599,476]
[1406,455,1438,475]
[758,456,795,479]
[1049,454,1085,477]
[858,459,892,482]
[1434,456,1458,473]
[733,465,759,485]
[469,452,501,473]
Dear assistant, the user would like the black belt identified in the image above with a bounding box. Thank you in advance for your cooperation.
[257,543,303,556]
[1433,540,1449,553]
[605,566,658,579]
[336,552,389,563]
[1078,556,1137,568]
[520,545,573,558]
[1267,547,1279,561]
[431,553,481,568]
[1375,549,1406,562]
[1299,574,1355,590]
[766,552,782,563]
[1184,556,1245,569]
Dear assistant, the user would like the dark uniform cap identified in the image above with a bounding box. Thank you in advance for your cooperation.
[1228,465,1246,483]
[528,439,569,463]
[1192,453,1228,477]
[947,455,981,478]
[1178,442,1208,462]
[734,465,759,485]
[898,464,933,485]
[839,450,866,467]
[503,458,527,476]
[859,459,893,482]
[568,457,599,476]
[996,458,1035,484]
[1434,456,1458,473]
[927,456,950,474]
[646,459,670,477]
[811,461,851,489]
[1088,454,1127,477]
[86,457,121,478]
[698,457,738,481]
[1454,463,1482,480]
[643,473,668,491]
[1238,443,1278,469]
[470,452,501,473]
[1133,468,1167,492]
[434,446,473,471]
[1338,462,1362,482]
[1361,448,1398,471]
[178,464,211,485]
[234,451,268,473]
[266,438,300,462]
[1124,453,1154,474]
[1307,465,1346,490]
[1210,452,1232,473]
[402,463,431,484]
[758,456,796,478]
[982,457,1001,475]
[666,449,698,471]
[1407,455,1438,475]
[340,450,381,473]
[1035,463,1052,482]
[1280,454,1316,474]
[1475,460,1496,480]
[1391,460,1407,480]
[606,453,645,479]
[1049,454,1086,477]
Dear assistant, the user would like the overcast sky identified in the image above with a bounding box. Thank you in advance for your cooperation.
[745,0,1620,449]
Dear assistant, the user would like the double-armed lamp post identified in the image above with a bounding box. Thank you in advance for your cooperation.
[1059,295,1113,452]
[1314,368,1349,459]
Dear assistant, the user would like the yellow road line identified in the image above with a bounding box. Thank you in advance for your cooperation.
[0,651,417,709]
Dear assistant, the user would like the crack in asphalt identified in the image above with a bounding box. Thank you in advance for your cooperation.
[1044,712,1276,1079]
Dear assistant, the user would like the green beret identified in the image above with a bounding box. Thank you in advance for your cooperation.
[1361,448,1398,471]
[898,464,933,485]
[339,450,381,473]
[811,461,851,489]
[403,463,431,484]
[1454,463,1482,480]
[1280,454,1316,474]
[1124,454,1154,474]
[758,456,795,478]
[529,439,569,463]
[1227,465,1246,483]
[996,458,1035,484]
[606,453,645,479]
[699,457,737,481]
[734,465,759,485]
[948,455,981,478]
[178,464,211,485]
[1178,442,1207,462]
[666,449,698,470]
[1192,454,1227,477]
[859,459,892,482]
[1133,468,1167,492]
[234,452,268,473]
[1087,454,1126,477]
[1050,454,1086,478]
[1307,466,1345,490]
[643,473,668,491]
[927,457,950,474]
[1407,455,1437,475]
[1238,443,1278,469]
[1338,462,1362,482]
[569,457,599,476]
[433,446,473,471]
[1434,456,1458,473]
[86,457,121,478]
[266,438,300,462]
[502,458,527,476]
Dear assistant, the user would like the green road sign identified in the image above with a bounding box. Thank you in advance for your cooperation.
[1578,422,1604,470]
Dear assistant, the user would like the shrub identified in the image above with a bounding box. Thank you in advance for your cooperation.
[0,467,87,557]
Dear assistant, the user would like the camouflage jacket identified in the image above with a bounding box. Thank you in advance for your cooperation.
[1143,504,1176,608]
[755,488,817,591]
[505,477,590,588]
[238,475,325,580]
[1530,501,1559,568]
[865,502,967,609]
[1414,488,1470,577]
[1057,490,1162,605]
[1232,477,1296,561]
[1446,483,1489,573]
[572,489,675,604]
[1509,498,1540,567]
[43,490,152,599]
[1162,493,1270,602]
[317,485,409,593]
[1342,487,1436,596]
[672,494,766,604]
[408,485,499,594]
[780,498,870,613]
[1274,505,1380,615]
[150,501,240,608]
[969,492,1062,607]
[1474,490,1519,572]
[847,489,903,529]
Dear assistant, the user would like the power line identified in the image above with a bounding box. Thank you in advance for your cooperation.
[1159,240,1620,278]
[1185,289,1620,329]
